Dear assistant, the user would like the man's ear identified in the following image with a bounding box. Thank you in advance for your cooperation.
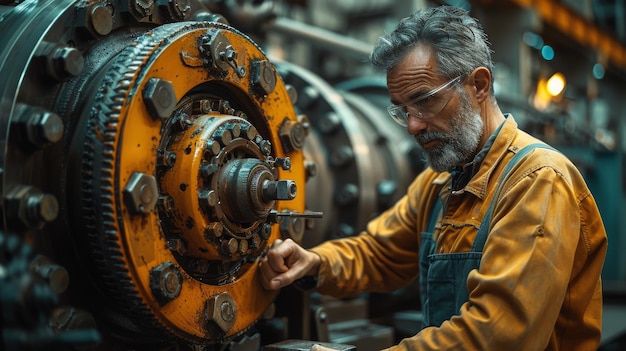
[472,67,491,104]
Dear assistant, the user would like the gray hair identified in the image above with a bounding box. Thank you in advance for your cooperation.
[370,6,495,96]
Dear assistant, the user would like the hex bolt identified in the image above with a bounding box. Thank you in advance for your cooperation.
[305,161,318,179]
[330,146,354,167]
[222,238,238,255]
[26,192,59,224]
[150,262,183,305]
[123,172,159,214]
[158,150,177,168]
[167,238,187,255]
[17,105,64,148]
[262,180,297,201]
[89,4,113,36]
[259,140,272,156]
[238,239,248,254]
[47,46,84,80]
[142,78,177,120]
[252,60,276,95]
[318,112,340,134]
[5,185,59,229]
[299,86,320,109]
[205,292,237,334]
[31,255,69,294]
[285,84,298,104]
[260,223,272,239]
[200,164,219,180]
[38,264,69,294]
[199,189,218,209]
[204,222,223,239]
[158,195,175,214]
[335,183,359,206]
[204,139,221,158]
[274,157,291,170]
[251,233,261,249]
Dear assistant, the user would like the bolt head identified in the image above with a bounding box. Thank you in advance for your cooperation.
[124,173,159,214]
[150,262,183,305]
[204,292,237,334]
[142,78,177,120]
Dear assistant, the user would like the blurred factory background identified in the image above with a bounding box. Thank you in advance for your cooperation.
[0,0,624,350]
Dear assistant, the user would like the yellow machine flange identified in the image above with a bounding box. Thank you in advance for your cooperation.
[83,21,309,343]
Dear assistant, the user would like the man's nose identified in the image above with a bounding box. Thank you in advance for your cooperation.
[406,114,428,135]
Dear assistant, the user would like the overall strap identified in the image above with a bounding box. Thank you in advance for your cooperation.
[472,143,557,251]
[426,197,443,233]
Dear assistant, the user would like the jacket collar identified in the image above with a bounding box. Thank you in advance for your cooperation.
[461,114,518,199]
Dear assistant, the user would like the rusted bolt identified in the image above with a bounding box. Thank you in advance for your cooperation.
[158,150,177,168]
[150,262,183,305]
[123,172,159,214]
[221,238,238,255]
[252,60,276,96]
[204,222,223,239]
[205,292,237,334]
[143,78,177,120]
[167,238,187,255]
[238,239,248,254]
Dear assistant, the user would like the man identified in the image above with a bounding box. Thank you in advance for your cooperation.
[259,6,607,351]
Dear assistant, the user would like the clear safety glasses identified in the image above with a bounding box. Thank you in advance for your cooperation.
[386,76,461,126]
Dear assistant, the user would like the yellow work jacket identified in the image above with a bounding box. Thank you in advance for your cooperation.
[311,116,607,350]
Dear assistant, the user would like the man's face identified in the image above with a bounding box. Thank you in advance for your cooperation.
[387,45,484,172]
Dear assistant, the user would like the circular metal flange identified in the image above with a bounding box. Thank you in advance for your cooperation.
[75,21,305,343]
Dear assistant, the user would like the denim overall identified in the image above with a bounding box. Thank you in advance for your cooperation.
[418,144,554,328]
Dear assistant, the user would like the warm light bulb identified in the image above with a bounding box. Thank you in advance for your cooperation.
[546,72,566,97]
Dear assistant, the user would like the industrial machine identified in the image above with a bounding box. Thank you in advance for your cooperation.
[0,1,421,350]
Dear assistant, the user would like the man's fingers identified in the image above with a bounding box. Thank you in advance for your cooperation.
[311,344,339,351]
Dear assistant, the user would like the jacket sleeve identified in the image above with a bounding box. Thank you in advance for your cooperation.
[387,164,596,350]
[310,172,439,298]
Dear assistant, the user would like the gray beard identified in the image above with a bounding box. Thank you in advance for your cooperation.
[416,91,484,172]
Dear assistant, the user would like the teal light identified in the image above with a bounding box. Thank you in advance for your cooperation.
[541,45,555,60]
[592,63,605,79]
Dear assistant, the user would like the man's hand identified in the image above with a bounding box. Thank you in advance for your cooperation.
[311,344,340,351]
[258,238,321,290]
